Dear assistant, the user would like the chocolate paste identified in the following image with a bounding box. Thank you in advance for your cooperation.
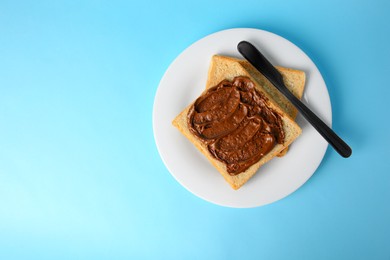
[187,76,285,175]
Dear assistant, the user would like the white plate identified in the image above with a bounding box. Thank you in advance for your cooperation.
[153,28,331,208]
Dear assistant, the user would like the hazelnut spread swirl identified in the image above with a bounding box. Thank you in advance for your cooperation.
[187,76,285,175]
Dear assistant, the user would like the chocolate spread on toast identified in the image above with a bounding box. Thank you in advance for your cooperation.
[187,77,284,175]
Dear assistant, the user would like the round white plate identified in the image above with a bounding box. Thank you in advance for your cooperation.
[153,28,331,208]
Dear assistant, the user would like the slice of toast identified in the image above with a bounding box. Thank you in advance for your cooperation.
[206,55,306,156]
[172,57,302,190]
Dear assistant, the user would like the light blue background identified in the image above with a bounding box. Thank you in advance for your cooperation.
[1,0,389,259]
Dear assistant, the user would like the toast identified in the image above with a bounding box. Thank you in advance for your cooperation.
[206,55,306,156]
[172,56,302,190]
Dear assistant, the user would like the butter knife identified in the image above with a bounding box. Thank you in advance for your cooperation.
[237,41,352,158]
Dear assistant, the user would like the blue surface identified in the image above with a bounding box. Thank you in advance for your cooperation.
[1,0,389,259]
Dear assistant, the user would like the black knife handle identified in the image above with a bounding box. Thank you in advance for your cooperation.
[237,41,352,158]
[278,86,351,158]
